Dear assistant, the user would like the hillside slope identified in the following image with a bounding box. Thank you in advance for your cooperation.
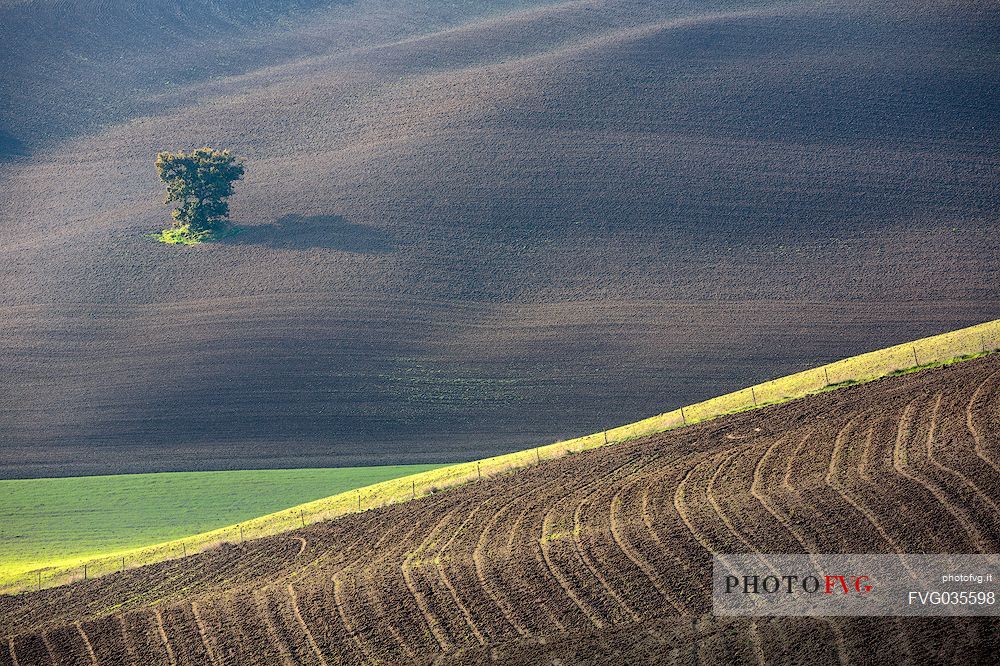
[2,354,998,664]
[2,0,999,477]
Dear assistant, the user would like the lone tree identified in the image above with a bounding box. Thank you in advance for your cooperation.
[155,147,244,243]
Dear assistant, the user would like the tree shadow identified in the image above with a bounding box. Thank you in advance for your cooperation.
[0,130,28,161]
[225,214,394,253]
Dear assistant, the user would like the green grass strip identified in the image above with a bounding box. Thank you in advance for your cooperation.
[0,465,445,591]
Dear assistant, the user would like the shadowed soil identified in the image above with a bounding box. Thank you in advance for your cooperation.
[1,0,998,477]
[1,355,998,664]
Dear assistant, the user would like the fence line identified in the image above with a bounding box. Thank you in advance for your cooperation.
[4,318,998,595]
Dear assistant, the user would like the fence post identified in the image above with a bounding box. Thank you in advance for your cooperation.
[751,386,757,406]
[412,479,416,499]
[300,510,306,528]
[477,461,482,482]
[912,345,919,366]
[681,407,686,425]
[122,557,126,572]
[37,571,41,592]
[824,367,830,385]
[357,490,361,511]
[83,565,87,581]
[604,431,608,445]
[182,543,187,558]
[536,448,541,464]
[239,525,244,543]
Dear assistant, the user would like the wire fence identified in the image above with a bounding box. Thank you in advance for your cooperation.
[3,318,998,595]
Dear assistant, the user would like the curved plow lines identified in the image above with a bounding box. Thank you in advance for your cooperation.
[778,424,903,558]
[115,615,137,665]
[776,417,888,665]
[471,481,558,639]
[673,455,721,557]
[824,416,897,546]
[891,398,990,552]
[538,491,608,630]
[827,619,851,666]
[453,476,577,643]
[153,609,177,666]
[931,383,1000,514]
[536,456,652,628]
[751,433,823,556]
[607,460,687,614]
[190,602,220,666]
[966,371,1000,474]
[912,392,1000,550]
[331,576,378,664]
[825,417,915,564]
[930,432,1000,520]
[674,447,776,577]
[288,513,436,662]
[399,502,494,653]
[570,488,641,624]
[829,419,937,558]
[252,589,297,666]
[747,620,767,666]
[715,439,807,556]
[265,543,372,663]
[282,531,359,587]
[508,458,637,630]
[6,638,19,666]
[74,622,98,666]
[8,634,48,666]
[401,508,461,653]
[162,603,221,664]
[199,592,283,666]
[705,446,765,554]
[39,633,56,665]
[432,507,488,647]
[355,513,447,660]
[776,412,929,666]
[39,620,98,665]
[676,447,780,617]
[76,615,132,665]
[286,584,328,666]
[700,442,808,617]
[328,520,414,664]
[638,461,713,603]
[502,478,576,633]
[359,578,421,663]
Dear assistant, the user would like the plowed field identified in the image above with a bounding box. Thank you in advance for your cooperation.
[2,355,998,664]
[2,0,998,478]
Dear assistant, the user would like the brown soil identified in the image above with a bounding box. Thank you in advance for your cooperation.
[2,355,998,664]
[1,0,999,477]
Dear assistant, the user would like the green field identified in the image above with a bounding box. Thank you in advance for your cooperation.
[0,464,445,582]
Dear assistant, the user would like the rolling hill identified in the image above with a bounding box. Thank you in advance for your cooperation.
[1,349,998,664]
[2,0,998,479]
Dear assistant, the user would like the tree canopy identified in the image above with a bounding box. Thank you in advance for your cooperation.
[155,148,245,237]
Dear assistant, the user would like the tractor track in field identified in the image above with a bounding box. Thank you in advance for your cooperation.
[152,610,175,666]
[74,622,98,666]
